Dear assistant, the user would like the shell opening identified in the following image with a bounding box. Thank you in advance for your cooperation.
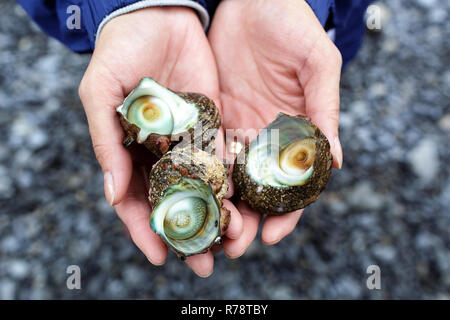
[163,197,207,240]
[271,138,315,186]
[127,96,174,135]
[280,137,315,173]
[246,115,317,187]
[150,178,221,256]
[117,78,199,143]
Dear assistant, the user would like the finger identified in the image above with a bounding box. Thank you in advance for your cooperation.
[115,169,167,266]
[300,39,343,169]
[185,251,214,278]
[215,128,235,199]
[225,173,234,199]
[79,73,132,205]
[224,162,234,199]
[261,209,303,245]
[222,199,243,240]
[223,201,261,259]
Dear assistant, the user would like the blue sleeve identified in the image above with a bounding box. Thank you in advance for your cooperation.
[19,0,372,66]
[17,0,214,53]
[17,0,90,52]
[305,0,335,27]
[305,0,375,68]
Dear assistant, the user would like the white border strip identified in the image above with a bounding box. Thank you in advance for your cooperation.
[95,0,210,46]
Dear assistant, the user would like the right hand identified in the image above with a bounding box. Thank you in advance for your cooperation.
[208,0,343,257]
[78,7,242,277]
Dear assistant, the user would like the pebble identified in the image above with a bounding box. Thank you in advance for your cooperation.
[416,0,437,8]
[415,232,440,249]
[369,82,388,98]
[429,8,447,23]
[271,285,294,299]
[0,166,14,199]
[334,277,362,299]
[438,114,450,131]
[0,280,16,299]
[407,138,439,184]
[10,115,48,149]
[373,245,396,262]
[1,236,20,253]
[350,100,370,118]
[347,182,384,211]
[7,260,29,280]
[0,34,12,49]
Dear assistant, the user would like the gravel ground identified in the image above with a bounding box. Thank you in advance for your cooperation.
[0,0,449,299]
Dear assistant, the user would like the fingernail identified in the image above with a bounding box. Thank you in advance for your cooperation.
[148,257,165,267]
[225,250,245,259]
[104,172,115,206]
[197,270,214,278]
[265,239,281,245]
[333,136,343,169]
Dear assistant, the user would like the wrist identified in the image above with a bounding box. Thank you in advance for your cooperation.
[97,6,200,49]
[96,5,205,48]
[82,1,210,49]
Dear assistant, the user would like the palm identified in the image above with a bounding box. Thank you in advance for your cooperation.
[211,1,310,131]
[93,8,220,103]
[209,0,342,254]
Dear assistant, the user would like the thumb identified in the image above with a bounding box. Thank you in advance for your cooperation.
[300,42,343,169]
[79,76,133,206]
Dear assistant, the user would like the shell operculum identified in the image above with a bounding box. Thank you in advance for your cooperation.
[150,178,221,257]
[116,77,199,144]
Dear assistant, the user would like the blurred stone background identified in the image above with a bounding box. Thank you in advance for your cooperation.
[0,0,449,299]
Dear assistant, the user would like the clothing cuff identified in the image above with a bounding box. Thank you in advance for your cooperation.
[305,0,335,29]
[82,0,209,49]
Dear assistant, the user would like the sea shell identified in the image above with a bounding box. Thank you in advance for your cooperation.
[149,147,230,258]
[117,78,220,156]
[232,113,333,215]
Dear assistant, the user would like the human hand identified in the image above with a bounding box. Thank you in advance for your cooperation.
[208,0,343,257]
[78,7,242,277]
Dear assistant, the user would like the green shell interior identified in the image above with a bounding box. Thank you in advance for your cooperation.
[246,113,316,187]
[150,178,221,256]
[116,78,199,143]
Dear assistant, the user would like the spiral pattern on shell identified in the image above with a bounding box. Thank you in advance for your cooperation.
[163,197,207,240]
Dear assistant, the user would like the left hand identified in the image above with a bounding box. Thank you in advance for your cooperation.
[208,0,343,258]
[78,7,242,277]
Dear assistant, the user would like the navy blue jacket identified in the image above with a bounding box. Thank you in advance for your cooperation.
[18,0,373,67]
